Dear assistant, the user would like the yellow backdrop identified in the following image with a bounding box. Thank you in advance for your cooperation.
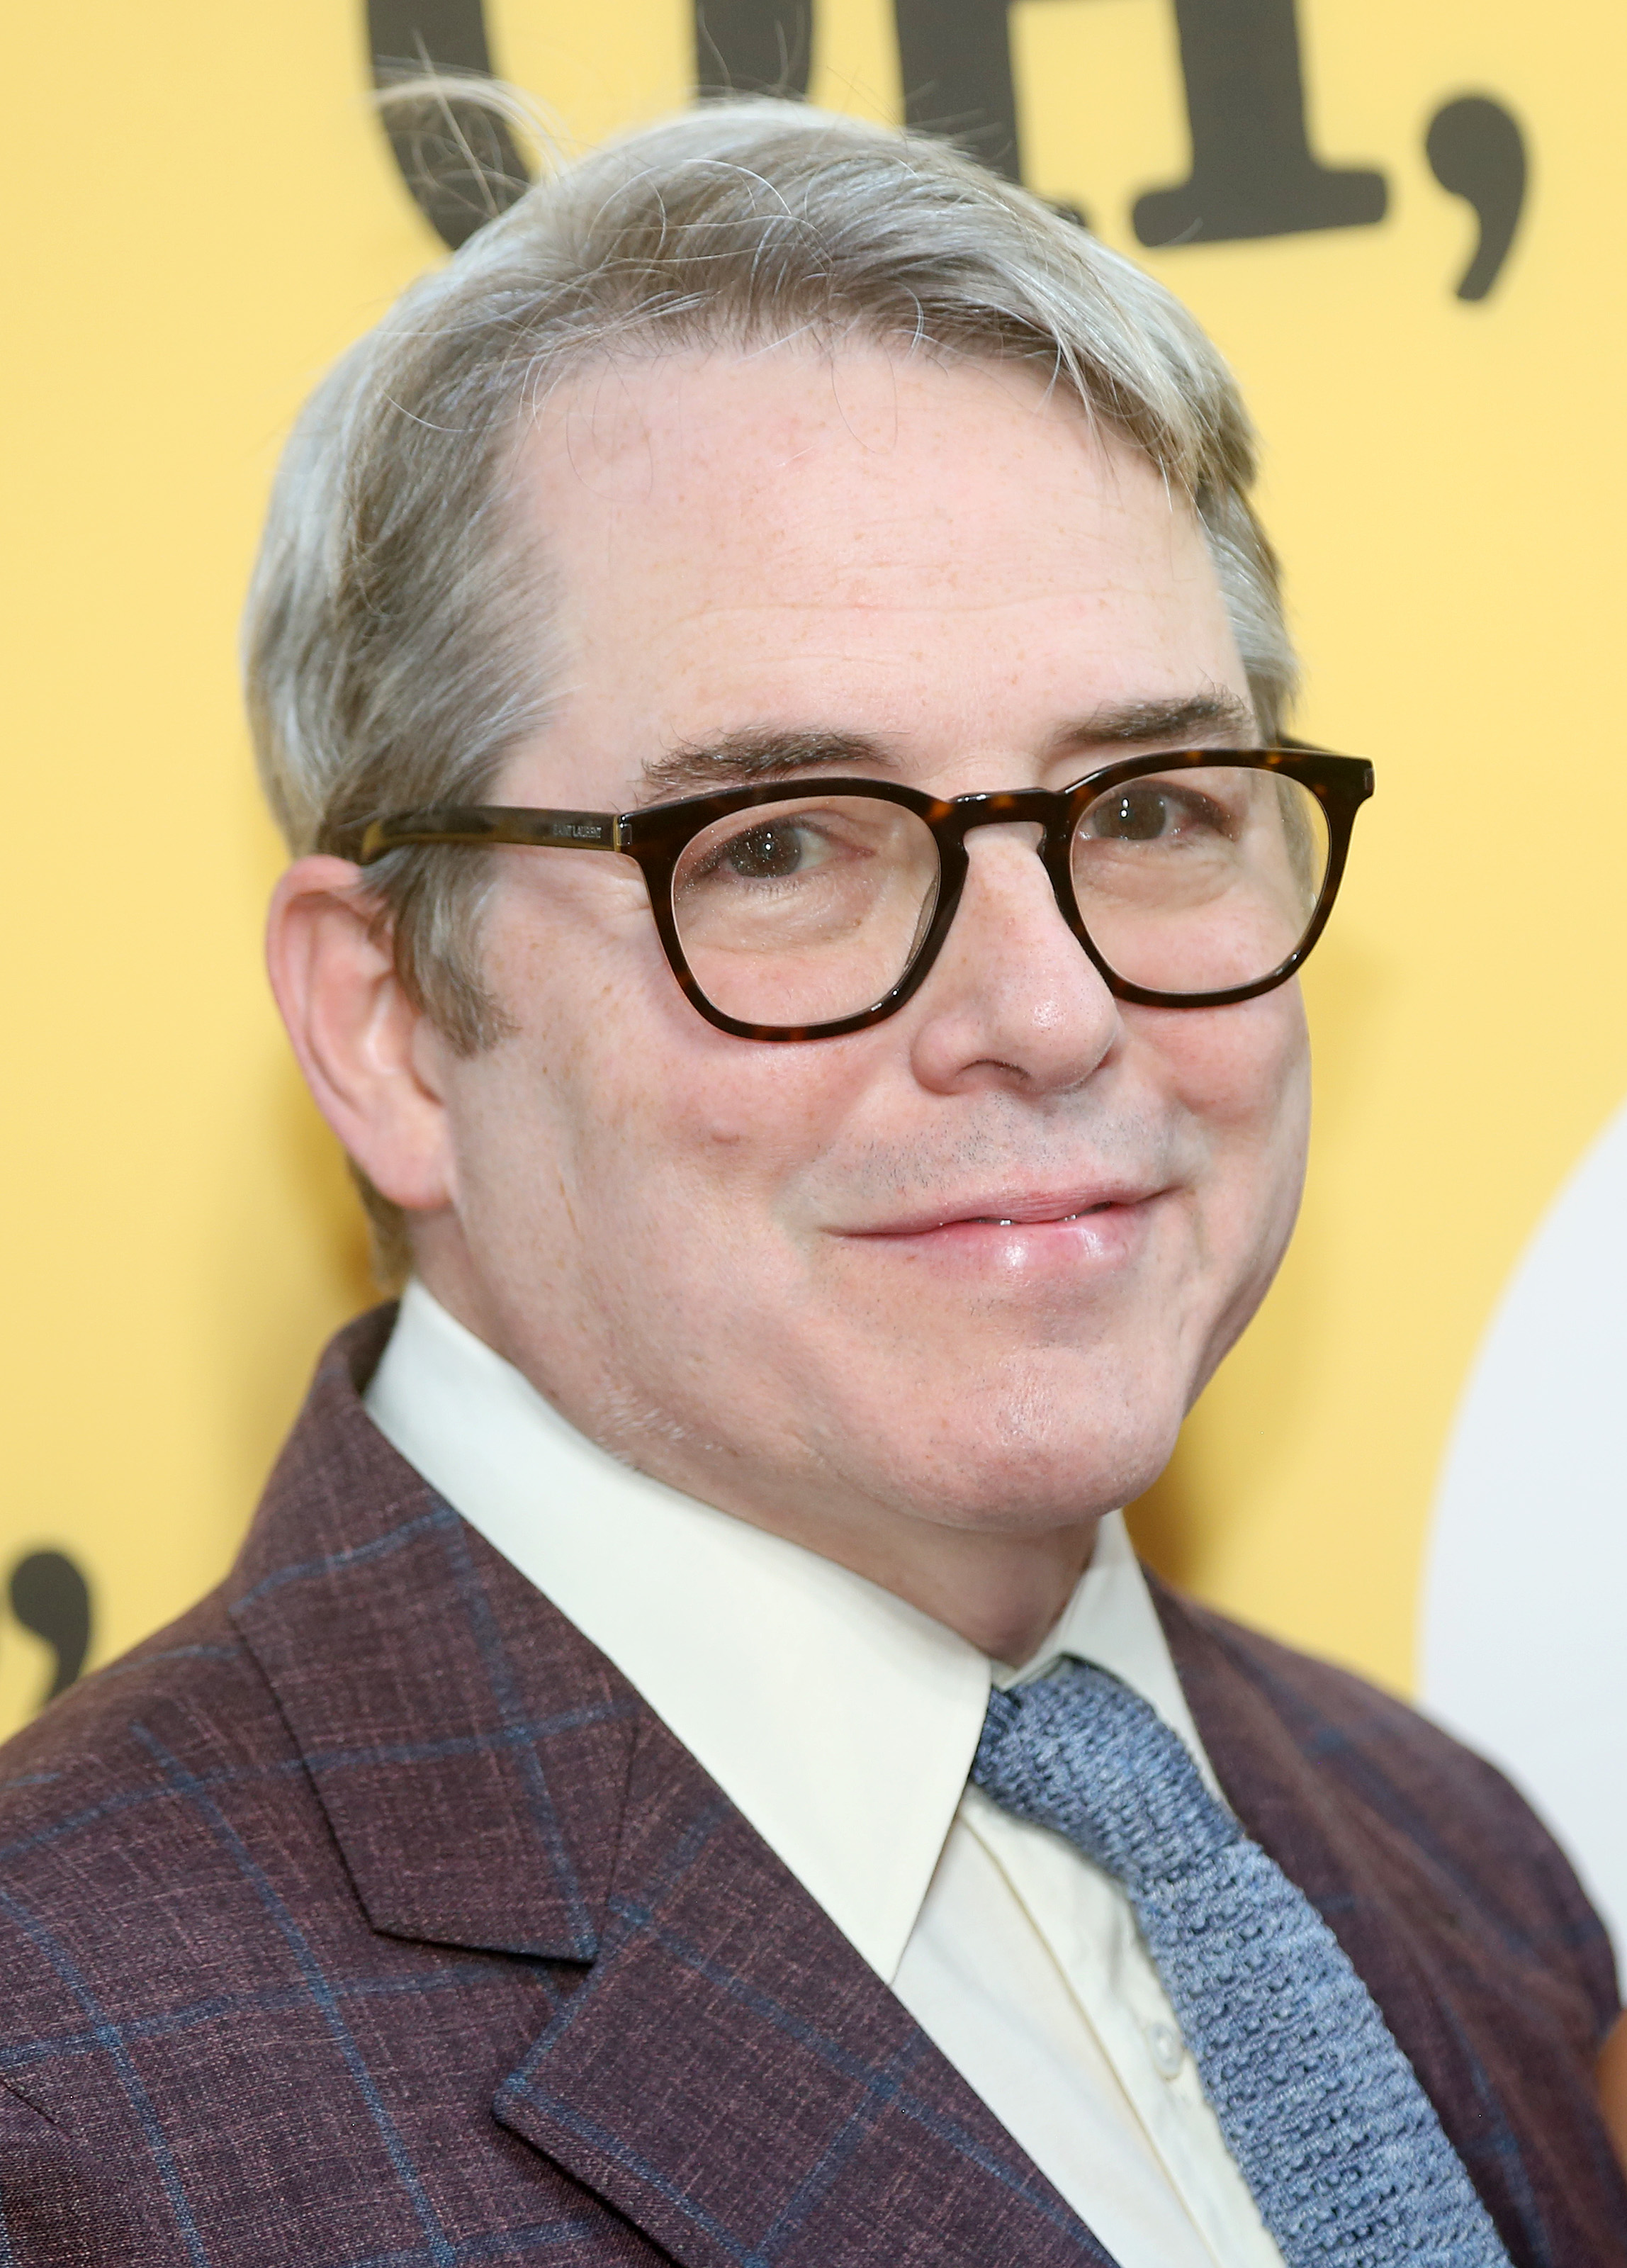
[4,0,1622,1733]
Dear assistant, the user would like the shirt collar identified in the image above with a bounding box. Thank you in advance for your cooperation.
[366,1279,1219,1981]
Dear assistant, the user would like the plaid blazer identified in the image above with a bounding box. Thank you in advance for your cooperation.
[0,1310,1618,2266]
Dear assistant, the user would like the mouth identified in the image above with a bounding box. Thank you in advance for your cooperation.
[947,1199,1118,1229]
[845,1186,1164,1239]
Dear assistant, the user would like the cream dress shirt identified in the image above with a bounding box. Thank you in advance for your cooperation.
[366,1280,1285,2268]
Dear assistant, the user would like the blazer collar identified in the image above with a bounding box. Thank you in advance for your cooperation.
[227,1308,640,1960]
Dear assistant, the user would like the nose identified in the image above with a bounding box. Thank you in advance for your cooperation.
[906,823,1123,1098]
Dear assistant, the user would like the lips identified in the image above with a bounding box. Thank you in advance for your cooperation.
[846,1186,1157,1237]
[955,1199,1120,1228]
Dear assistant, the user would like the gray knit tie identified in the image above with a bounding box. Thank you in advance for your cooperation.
[972,1661,1511,2267]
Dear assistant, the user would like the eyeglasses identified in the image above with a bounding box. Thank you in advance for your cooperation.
[360,747,1373,1042]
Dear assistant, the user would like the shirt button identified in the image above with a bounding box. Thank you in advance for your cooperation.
[1147,2020,1186,2078]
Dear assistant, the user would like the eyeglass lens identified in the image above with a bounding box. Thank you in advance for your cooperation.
[668,768,1331,1027]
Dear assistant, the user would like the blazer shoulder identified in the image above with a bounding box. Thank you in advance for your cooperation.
[0,1585,327,2021]
[1156,1581,1621,2036]
[1178,1591,1536,1816]
[0,1583,286,1820]
[0,1680,289,2268]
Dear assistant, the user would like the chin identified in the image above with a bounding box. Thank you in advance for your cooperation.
[839,1390,1184,1537]
[802,1333,1187,1515]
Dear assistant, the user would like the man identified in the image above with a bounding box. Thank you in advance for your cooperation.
[0,97,1618,2265]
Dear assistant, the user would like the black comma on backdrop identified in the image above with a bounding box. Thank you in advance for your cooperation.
[1426,96,1529,303]
[366,1,1527,296]
[7,1551,91,1709]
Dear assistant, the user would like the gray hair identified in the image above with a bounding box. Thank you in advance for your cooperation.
[245,91,1297,1271]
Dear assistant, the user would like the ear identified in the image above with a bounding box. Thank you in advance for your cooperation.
[266,857,457,1218]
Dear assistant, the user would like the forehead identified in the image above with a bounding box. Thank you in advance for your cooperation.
[510,345,1244,799]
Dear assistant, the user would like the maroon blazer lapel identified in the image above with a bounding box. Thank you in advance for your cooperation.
[490,1697,1108,2267]
[230,1314,1115,2268]
[1155,1580,1627,2266]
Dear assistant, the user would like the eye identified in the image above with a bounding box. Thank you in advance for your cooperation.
[721,821,814,880]
[1081,780,1237,846]
[1093,787,1171,842]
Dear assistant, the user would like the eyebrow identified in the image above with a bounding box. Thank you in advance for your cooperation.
[638,692,1258,804]
[639,730,896,803]
[1047,692,1258,756]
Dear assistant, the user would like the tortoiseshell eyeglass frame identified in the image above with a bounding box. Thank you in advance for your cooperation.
[357,746,1374,1043]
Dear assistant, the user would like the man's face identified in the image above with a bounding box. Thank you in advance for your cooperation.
[422,346,1310,1555]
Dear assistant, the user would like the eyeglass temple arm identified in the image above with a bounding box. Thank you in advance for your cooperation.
[359,807,626,863]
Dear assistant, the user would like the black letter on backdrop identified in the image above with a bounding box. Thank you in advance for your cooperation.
[1425,96,1526,302]
[893,0,1385,245]
[894,0,1022,181]
[368,0,533,247]
[696,2,813,98]
[1132,0,1386,245]
[9,1551,91,1707]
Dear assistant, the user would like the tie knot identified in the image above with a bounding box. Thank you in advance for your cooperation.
[972,1660,1237,1890]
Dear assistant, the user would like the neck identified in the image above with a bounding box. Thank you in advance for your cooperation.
[726,1500,1103,1666]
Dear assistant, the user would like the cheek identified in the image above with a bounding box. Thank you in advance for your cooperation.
[483,878,863,1228]
[1135,991,1311,1269]
[1152,989,1310,1143]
